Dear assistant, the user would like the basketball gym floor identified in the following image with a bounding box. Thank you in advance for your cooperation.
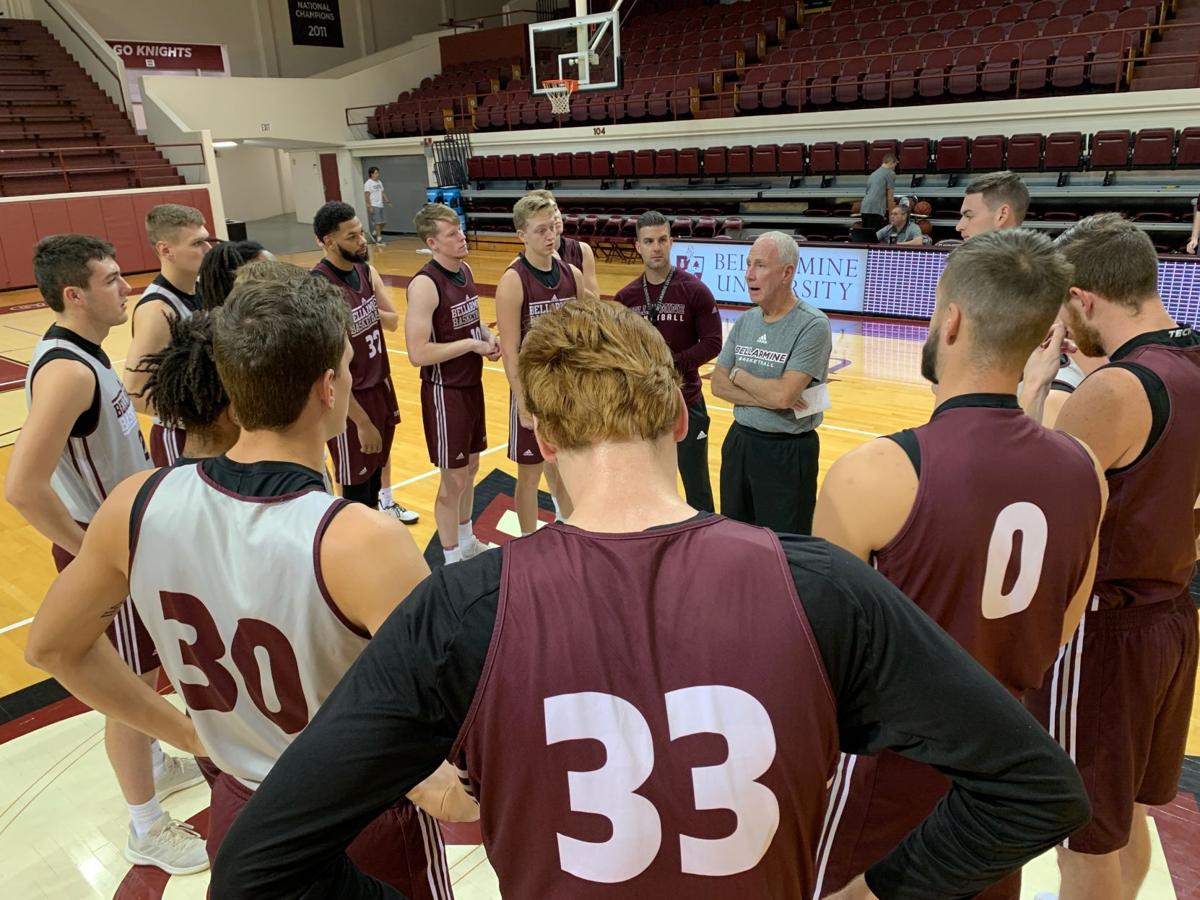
[0,238,1195,899]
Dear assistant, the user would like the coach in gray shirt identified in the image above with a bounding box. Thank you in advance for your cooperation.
[712,231,833,534]
[861,153,897,233]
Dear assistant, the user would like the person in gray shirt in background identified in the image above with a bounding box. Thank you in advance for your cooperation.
[861,153,897,233]
[711,231,833,534]
[877,204,924,245]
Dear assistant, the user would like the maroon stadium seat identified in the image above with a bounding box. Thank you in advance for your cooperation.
[570,152,590,178]
[678,147,702,176]
[779,142,806,175]
[839,140,868,174]
[1043,132,1083,170]
[836,58,868,105]
[869,139,900,171]
[965,9,993,28]
[693,215,717,238]
[614,150,635,178]
[861,57,891,104]
[1007,133,1044,170]
[553,152,572,179]
[1026,2,1057,23]
[467,156,485,180]
[562,214,580,236]
[1043,17,1079,40]
[935,136,970,172]
[589,151,611,179]
[482,155,501,179]
[1089,32,1127,89]
[976,24,1010,46]
[499,155,518,178]
[1177,128,1200,167]
[655,148,678,177]
[704,146,728,176]
[671,215,693,238]
[995,5,1025,26]
[919,49,954,99]
[728,144,753,175]
[634,149,655,177]
[1052,36,1092,91]
[899,138,931,172]
[1131,128,1174,167]
[807,60,841,108]
[809,142,838,175]
[1008,22,1041,42]
[971,134,1007,170]
[753,144,779,175]
[949,46,987,96]
[535,153,555,179]
[1017,39,1053,94]
[1090,130,1132,169]
[890,53,923,102]
[981,42,1020,94]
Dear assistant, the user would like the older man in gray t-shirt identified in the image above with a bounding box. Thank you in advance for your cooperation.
[712,231,833,534]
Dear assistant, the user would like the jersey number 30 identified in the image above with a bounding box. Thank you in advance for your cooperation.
[981,502,1050,620]
[545,687,779,884]
[159,591,309,734]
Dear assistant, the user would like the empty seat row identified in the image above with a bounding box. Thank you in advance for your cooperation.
[465,128,1200,183]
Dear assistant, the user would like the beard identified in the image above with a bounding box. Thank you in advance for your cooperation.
[338,243,369,265]
[920,324,940,385]
[1062,305,1106,357]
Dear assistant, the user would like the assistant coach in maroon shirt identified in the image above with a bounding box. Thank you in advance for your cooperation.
[614,211,723,510]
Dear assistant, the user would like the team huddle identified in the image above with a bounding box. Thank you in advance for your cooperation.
[6,177,1199,900]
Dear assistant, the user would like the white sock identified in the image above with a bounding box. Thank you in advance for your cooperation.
[150,740,166,779]
[443,544,463,564]
[378,487,394,508]
[458,521,474,547]
[551,494,562,520]
[128,797,165,839]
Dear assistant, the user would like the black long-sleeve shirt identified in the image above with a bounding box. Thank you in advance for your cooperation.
[211,535,1088,900]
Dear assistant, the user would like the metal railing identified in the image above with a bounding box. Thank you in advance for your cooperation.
[344,19,1200,137]
[0,142,204,195]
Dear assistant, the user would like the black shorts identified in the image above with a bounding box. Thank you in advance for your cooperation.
[719,422,820,535]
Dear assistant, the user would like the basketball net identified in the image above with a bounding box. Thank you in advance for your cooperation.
[543,79,579,116]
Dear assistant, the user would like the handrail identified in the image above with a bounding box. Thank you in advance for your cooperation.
[37,0,125,112]
[0,141,205,196]
[346,18,1200,136]
[437,8,543,30]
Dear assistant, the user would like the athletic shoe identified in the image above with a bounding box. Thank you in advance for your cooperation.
[124,813,209,875]
[461,537,497,561]
[381,501,419,524]
[154,755,203,802]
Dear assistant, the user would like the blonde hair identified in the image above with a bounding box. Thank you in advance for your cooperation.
[525,188,557,205]
[413,203,460,243]
[519,297,681,450]
[233,259,309,288]
[513,194,557,231]
[146,204,205,246]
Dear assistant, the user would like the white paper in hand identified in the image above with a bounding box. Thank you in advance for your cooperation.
[793,383,832,420]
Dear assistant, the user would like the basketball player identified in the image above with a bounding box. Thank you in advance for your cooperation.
[496,193,583,533]
[810,230,1108,900]
[7,235,206,874]
[1021,214,1200,900]
[26,274,474,895]
[124,204,212,466]
[212,296,1089,899]
[197,239,269,310]
[528,188,599,301]
[956,171,1030,240]
[613,210,722,511]
[406,203,500,564]
[311,201,418,523]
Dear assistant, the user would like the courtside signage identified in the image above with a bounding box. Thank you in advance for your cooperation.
[672,242,868,313]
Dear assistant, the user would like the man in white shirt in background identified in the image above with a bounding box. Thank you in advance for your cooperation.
[363,167,390,246]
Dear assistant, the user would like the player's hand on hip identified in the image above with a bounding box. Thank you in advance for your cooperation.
[178,717,209,759]
[825,875,879,900]
[1023,321,1067,392]
[406,761,481,824]
[358,419,383,455]
[1188,237,1198,254]
[518,406,534,430]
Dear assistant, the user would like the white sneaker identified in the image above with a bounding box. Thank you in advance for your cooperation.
[381,501,419,524]
[461,537,497,560]
[154,754,203,802]
[124,812,208,875]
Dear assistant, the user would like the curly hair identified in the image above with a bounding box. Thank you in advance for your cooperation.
[134,311,229,435]
[197,240,265,310]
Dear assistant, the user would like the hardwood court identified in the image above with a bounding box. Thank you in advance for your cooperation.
[0,238,1194,899]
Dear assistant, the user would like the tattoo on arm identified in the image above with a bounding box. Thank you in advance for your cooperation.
[100,602,122,621]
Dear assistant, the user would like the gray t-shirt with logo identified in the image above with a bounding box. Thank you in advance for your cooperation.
[717,299,833,434]
[862,165,896,217]
[876,221,923,244]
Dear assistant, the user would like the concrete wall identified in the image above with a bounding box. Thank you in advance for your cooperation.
[214,146,295,222]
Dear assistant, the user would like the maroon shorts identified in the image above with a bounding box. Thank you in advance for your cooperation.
[507,392,543,465]
[421,381,486,469]
[207,771,452,898]
[1025,593,1199,854]
[51,535,160,675]
[815,752,1020,899]
[149,422,186,467]
[328,379,400,487]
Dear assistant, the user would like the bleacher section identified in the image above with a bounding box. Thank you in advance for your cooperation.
[0,19,183,196]
[363,0,1197,138]
[462,127,1200,252]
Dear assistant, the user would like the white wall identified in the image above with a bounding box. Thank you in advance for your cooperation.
[289,151,329,225]
[215,146,295,222]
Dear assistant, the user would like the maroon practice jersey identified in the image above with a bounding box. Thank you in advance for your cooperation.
[511,255,578,340]
[1091,328,1200,609]
[452,517,839,898]
[875,394,1101,694]
[412,259,484,388]
[558,235,584,271]
[312,259,389,390]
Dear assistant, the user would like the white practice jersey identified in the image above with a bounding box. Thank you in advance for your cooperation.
[137,276,198,431]
[26,332,150,523]
[128,462,368,787]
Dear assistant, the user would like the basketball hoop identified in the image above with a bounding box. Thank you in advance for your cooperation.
[542,79,579,116]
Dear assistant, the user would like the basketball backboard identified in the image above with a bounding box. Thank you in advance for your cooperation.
[529,8,621,95]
